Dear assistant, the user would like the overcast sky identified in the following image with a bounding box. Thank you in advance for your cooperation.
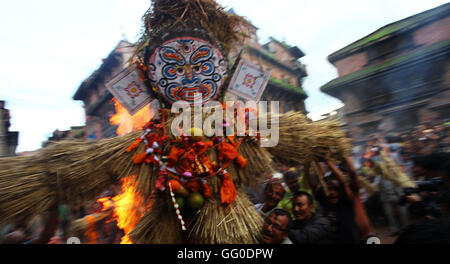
[0,0,447,152]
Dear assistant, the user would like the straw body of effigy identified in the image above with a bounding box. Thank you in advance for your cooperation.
[189,189,263,243]
[130,188,263,244]
[129,191,184,244]
[0,109,353,243]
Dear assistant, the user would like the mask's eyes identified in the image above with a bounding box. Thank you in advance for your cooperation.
[176,66,185,76]
[182,44,191,53]
[193,64,201,74]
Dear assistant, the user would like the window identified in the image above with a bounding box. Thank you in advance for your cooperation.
[393,110,418,131]
[366,34,415,65]
[268,42,276,53]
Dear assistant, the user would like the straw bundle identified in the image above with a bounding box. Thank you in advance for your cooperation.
[0,156,55,224]
[70,212,110,235]
[129,191,184,244]
[357,175,379,195]
[309,119,352,160]
[268,111,313,165]
[0,131,150,224]
[235,138,273,187]
[189,189,263,244]
[267,111,352,165]
[374,151,417,188]
[135,0,246,57]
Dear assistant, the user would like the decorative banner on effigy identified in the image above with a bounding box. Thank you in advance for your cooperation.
[227,59,271,102]
[106,65,154,115]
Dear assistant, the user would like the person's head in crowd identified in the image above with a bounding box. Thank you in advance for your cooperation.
[292,191,315,222]
[367,136,377,147]
[263,179,285,210]
[363,146,373,159]
[324,176,343,204]
[2,223,27,244]
[261,209,292,244]
[385,135,402,145]
[283,169,301,193]
[411,129,422,140]
[412,153,450,182]
[417,136,428,150]
[411,156,427,179]
[434,124,444,133]
[417,124,427,132]
[400,150,410,164]
[368,145,381,156]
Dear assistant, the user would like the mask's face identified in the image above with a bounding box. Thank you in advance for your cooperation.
[148,37,227,105]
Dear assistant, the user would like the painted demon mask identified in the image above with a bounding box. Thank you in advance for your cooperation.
[147,36,227,105]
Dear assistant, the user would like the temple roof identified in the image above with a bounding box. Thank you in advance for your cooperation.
[73,40,132,101]
[268,37,305,59]
[328,3,450,63]
[321,39,450,93]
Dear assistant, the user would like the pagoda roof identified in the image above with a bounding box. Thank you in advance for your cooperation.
[267,37,305,59]
[321,39,450,93]
[328,3,450,63]
[73,40,132,101]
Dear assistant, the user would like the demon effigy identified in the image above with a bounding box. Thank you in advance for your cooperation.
[0,0,363,244]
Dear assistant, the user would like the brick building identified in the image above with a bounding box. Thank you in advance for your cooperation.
[73,12,308,139]
[321,3,450,144]
[240,36,308,113]
[227,13,308,112]
[0,101,19,157]
[42,126,86,148]
[73,41,135,140]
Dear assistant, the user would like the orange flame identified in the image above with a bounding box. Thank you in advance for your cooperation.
[110,98,154,136]
[97,99,154,243]
[97,197,115,215]
[113,176,145,244]
[97,176,147,244]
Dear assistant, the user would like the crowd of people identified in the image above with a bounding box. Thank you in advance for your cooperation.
[257,122,450,244]
[255,158,376,245]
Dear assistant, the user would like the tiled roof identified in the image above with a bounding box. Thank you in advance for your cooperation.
[328,3,449,62]
[321,39,450,92]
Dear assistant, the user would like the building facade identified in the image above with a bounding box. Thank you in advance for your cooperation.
[321,3,450,144]
[42,126,86,148]
[228,14,308,113]
[0,101,19,157]
[73,41,135,140]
